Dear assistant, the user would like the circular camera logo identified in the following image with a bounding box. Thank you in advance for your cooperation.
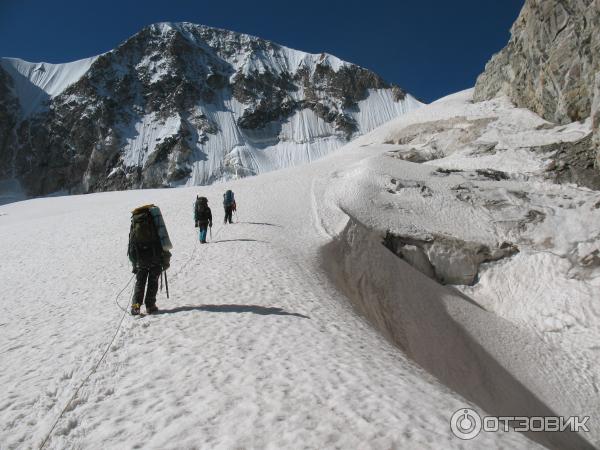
[450,408,482,440]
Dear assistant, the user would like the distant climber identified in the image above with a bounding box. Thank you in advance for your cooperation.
[128,204,172,315]
[194,196,213,243]
[223,189,236,224]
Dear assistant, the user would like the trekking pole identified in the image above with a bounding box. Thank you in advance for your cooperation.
[164,270,169,299]
[210,226,213,241]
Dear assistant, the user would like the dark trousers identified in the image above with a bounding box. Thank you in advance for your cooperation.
[133,266,162,306]
[224,206,233,223]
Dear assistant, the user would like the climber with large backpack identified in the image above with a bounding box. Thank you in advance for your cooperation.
[127,204,172,316]
[223,189,236,224]
[194,195,213,244]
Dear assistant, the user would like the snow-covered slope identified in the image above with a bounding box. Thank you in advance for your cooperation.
[0,56,98,117]
[1,89,598,449]
[319,89,600,448]
[0,22,421,199]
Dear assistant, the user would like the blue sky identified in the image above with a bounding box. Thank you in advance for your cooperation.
[0,0,523,102]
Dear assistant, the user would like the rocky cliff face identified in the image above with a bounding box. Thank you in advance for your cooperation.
[0,66,18,179]
[0,23,421,198]
[473,0,600,179]
[593,73,600,167]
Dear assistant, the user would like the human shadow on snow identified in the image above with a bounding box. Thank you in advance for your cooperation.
[211,238,265,244]
[156,304,309,319]
[238,221,283,228]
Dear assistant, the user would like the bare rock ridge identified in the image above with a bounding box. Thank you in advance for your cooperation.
[474,0,600,181]
[0,66,18,175]
[0,22,421,198]
[383,231,519,286]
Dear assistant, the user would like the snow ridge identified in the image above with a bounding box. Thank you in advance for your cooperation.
[0,56,98,117]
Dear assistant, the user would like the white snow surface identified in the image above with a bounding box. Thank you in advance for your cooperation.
[0,56,98,117]
[1,89,598,449]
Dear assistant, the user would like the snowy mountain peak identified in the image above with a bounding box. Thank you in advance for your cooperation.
[0,22,422,198]
[122,21,351,79]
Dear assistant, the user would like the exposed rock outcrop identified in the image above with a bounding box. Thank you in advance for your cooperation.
[474,0,600,124]
[539,134,600,189]
[593,73,600,167]
[473,0,600,180]
[382,231,518,285]
[0,66,18,179]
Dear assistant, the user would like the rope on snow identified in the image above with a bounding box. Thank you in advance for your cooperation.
[39,275,135,449]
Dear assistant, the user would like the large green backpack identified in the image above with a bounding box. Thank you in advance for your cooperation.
[131,205,159,249]
[195,196,210,222]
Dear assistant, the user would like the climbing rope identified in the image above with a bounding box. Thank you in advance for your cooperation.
[39,224,227,448]
[114,273,136,313]
[39,276,135,449]
[169,224,224,281]
[169,229,201,281]
[178,197,229,277]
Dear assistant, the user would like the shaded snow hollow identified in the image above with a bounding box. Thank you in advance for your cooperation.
[0,89,598,449]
